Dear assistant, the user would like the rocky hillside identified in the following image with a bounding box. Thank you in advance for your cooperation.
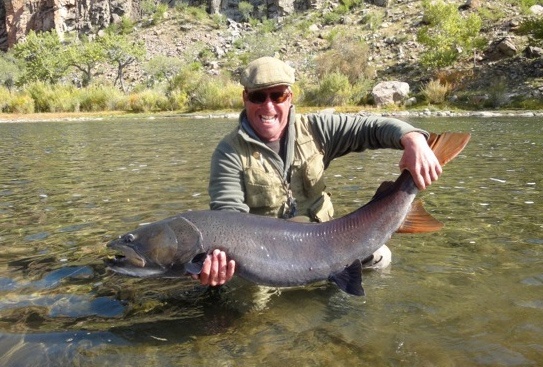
[2,0,543,105]
[137,0,543,102]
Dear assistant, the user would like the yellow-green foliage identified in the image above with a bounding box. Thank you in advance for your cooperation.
[123,89,170,112]
[190,74,244,111]
[25,82,81,112]
[79,85,123,112]
[304,72,353,106]
[422,79,452,104]
[315,32,373,85]
[168,90,190,111]
[0,87,34,113]
[0,87,9,111]
[418,0,485,68]
[9,92,35,114]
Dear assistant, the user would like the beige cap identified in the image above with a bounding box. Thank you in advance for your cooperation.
[240,57,295,91]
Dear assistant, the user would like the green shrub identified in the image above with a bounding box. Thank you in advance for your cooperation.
[418,0,486,68]
[0,87,11,112]
[315,33,373,85]
[8,92,35,114]
[0,53,21,90]
[238,1,254,22]
[518,17,543,46]
[123,89,170,112]
[168,62,205,95]
[323,11,342,25]
[486,78,509,108]
[185,5,209,22]
[190,74,244,111]
[168,90,190,111]
[361,10,384,31]
[305,72,352,106]
[422,79,452,104]
[25,82,80,112]
[152,4,169,25]
[79,85,122,112]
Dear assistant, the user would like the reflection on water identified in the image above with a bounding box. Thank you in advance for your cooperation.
[0,116,542,366]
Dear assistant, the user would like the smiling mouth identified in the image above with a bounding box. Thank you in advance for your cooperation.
[260,115,276,123]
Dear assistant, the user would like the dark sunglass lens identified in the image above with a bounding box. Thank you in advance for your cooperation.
[248,92,267,104]
[247,91,289,104]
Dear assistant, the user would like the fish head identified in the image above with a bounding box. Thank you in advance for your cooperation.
[105,217,205,277]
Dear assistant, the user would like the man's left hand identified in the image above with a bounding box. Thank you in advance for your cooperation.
[399,132,442,190]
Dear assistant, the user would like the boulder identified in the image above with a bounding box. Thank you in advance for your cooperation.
[372,81,410,107]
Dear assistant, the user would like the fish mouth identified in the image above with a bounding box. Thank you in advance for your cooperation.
[105,244,165,277]
[107,244,146,267]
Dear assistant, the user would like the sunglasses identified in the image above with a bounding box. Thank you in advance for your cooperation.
[246,90,291,104]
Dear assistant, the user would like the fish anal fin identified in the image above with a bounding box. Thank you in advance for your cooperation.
[427,132,471,166]
[397,200,443,233]
[329,260,365,296]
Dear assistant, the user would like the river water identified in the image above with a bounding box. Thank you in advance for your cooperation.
[0,116,541,366]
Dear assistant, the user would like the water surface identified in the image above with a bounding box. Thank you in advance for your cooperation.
[0,116,541,366]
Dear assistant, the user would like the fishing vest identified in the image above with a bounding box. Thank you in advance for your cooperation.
[231,115,334,222]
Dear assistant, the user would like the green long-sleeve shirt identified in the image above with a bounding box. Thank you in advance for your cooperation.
[208,108,427,214]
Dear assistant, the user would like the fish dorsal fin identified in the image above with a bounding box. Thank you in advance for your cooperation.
[372,181,395,199]
[328,260,365,296]
[427,132,471,166]
[397,200,443,233]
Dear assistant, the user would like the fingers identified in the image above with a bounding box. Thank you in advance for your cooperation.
[399,133,443,190]
[194,249,235,287]
[400,157,442,190]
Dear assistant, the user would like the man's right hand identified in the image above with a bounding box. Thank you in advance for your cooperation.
[192,249,236,286]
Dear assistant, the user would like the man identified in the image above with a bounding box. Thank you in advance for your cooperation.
[194,56,442,287]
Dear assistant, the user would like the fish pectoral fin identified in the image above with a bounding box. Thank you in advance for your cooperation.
[329,260,365,296]
[397,199,443,233]
[183,252,208,275]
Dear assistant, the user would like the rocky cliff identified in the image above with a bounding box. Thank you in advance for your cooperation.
[0,0,140,51]
[0,0,327,51]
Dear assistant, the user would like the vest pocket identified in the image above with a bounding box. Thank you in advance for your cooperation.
[302,153,326,198]
[243,167,283,208]
[309,192,334,222]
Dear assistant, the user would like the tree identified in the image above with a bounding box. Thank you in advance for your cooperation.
[144,55,185,88]
[0,52,21,91]
[64,39,107,87]
[98,33,146,92]
[13,30,67,84]
[417,0,486,69]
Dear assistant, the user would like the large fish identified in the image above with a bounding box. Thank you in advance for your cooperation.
[106,132,470,296]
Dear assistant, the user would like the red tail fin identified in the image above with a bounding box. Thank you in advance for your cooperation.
[397,132,470,233]
[427,132,471,166]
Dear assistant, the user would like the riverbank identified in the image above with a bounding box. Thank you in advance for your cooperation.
[1,108,543,123]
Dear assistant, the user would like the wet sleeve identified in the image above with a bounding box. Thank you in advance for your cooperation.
[308,113,428,166]
[208,140,250,213]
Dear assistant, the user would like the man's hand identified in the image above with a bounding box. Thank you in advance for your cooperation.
[192,249,236,286]
[399,132,442,190]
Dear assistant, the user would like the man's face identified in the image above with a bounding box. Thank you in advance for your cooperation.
[243,85,292,142]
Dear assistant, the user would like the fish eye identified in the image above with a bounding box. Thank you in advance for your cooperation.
[124,233,136,243]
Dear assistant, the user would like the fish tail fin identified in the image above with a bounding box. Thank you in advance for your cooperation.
[395,132,470,234]
[329,260,365,296]
[397,199,443,233]
[427,132,471,166]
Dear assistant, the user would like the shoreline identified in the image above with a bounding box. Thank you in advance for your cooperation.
[1,108,543,123]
